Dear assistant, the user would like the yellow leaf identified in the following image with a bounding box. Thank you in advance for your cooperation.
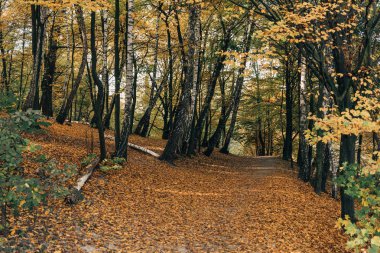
[19,200,26,207]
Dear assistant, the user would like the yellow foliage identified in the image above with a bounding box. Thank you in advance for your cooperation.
[306,89,380,145]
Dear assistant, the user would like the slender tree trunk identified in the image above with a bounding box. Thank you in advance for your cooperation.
[204,76,227,156]
[218,22,254,155]
[89,9,106,160]
[101,11,109,115]
[56,6,88,124]
[188,32,231,155]
[116,0,134,158]
[23,5,46,111]
[298,56,309,181]
[103,95,115,129]
[162,16,174,140]
[135,80,166,137]
[307,74,315,176]
[69,12,76,123]
[0,0,8,94]
[41,15,58,117]
[321,142,331,193]
[76,88,86,121]
[160,4,199,162]
[135,10,161,137]
[17,20,27,109]
[114,0,121,149]
[129,55,138,132]
[357,134,363,166]
[201,110,211,148]
[314,84,327,194]
[373,133,380,160]
[282,48,293,160]
[61,11,71,104]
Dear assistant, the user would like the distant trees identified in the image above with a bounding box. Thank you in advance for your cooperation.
[229,0,380,227]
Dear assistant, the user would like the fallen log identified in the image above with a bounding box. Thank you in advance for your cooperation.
[105,135,160,158]
[62,122,159,157]
[65,157,100,204]
[127,143,160,158]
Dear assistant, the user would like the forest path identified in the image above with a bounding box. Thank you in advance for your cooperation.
[26,123,347,252]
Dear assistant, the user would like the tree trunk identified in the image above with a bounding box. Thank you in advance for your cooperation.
[373,133,380,160]
[188,32,231,155]
[298,56,309,181]
[321,142,331,193]
[314,84,327,194]
[101,11,109,116]
[89,9,106,161]
[135,10,161,137]
[17,20,27,109]
[282,48,293,160]
[116,0,134,159]
[204,77,227,156]
[219,24,254,155]
[201,110,210,148]
[0,0,8,95]
[114,0,121,149]
[23,5,46,111]
[56,6,88,124]
[129,55,138,132]
[160,4,199,162]
[41,15,58,117]
[103,95,115,129]
[182,11,201,154]
[333,37,356,221]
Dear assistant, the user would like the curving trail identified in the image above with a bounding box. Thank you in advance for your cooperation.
[24,123,348,252]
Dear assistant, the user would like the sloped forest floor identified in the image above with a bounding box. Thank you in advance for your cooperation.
[7,122,348,252]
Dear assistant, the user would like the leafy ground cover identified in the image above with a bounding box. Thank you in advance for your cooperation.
[5,122,347,252]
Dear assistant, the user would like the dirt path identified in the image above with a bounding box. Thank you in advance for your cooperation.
[22,123,348,252]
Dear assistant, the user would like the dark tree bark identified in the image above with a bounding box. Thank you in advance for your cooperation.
[135,9,161,137]
[56,6,88,124]
[0,0,8,94]
[357,134,363,166]
[298,56,310,182]
[114,0,121,149]
[204,77,227,156]
[209,21,254,156]
[101,11,109,116]
[160,4,199,162]
[282,47,293,161]
[129,54,138,132]
[134,77,166,137]
[314,84,327,194]
[89,9,106,160]
[103,95,115,129]
[321,142,331,193]
[201,110,211,148]
[373,133,380,160]
[41,16,58,117]
[187,30,231,155]
[162,13,174,140]
[17,20,27,109]
[23,5,46,111]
